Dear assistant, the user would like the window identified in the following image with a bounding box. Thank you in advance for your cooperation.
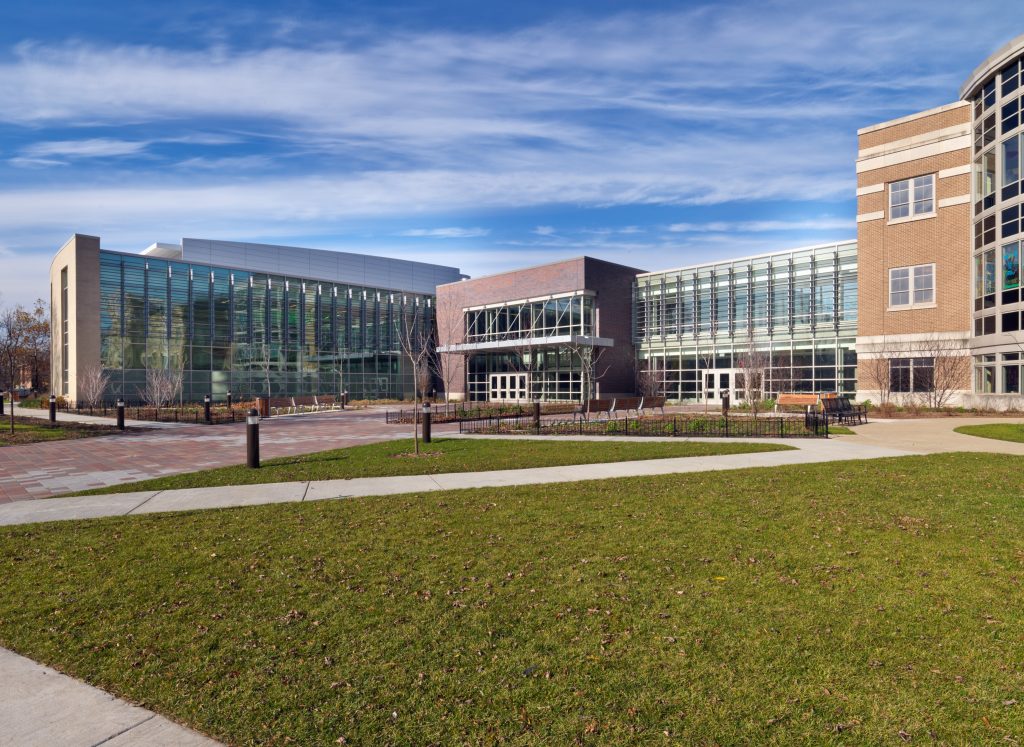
[976,150,996,211]
[1003,135,1021,199]
[890,357,934,393]
[1002,204,1020,237]
[975,214,997,249]
[889,264,934,308]
[1004,241,1021,290]
[1003,60,1021,97]
[889,175,934,220]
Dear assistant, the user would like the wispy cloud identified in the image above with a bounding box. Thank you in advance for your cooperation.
[668,218,854,233]
[532,226,556,236]
[398,227,491,239]
[19,138,150,159]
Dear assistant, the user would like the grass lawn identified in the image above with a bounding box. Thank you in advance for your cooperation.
[3,453,1024,744]
[954,423,1024,443]
[64,437,793,496]
[0,416,120,446]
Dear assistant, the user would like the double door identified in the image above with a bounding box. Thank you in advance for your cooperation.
[701,368,743,404]
[489,373,529,402]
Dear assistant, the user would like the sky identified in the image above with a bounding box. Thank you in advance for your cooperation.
[2,0,1024,308]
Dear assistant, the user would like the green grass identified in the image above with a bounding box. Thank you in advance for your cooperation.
[3,453,1024,744]
[827,425,854,435]
[0,416,119,446]
[954,423,1024,443]
[64,437,792,496]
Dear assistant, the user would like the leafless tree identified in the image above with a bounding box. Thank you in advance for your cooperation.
[565,342,613,418]
[736,338,770,419]
[0,305,28,434]
[78,363,110,408]
[138,368,183,410]
[636,358,663,398]
[859,355,894,407]
[910,334,971,410]
[396,300,433,455]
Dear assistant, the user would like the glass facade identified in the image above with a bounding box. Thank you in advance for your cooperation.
[98,250,433,402]
[633,241,858,401]
[971,52,1024,392]
[461,292,598,402]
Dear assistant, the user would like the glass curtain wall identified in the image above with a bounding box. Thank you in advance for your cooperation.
[98,251,432,402]
[633,242,858,401]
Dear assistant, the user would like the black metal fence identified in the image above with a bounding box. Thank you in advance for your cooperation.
[459,413,829,438]
[57,403,254,425]
[386,402,577,424]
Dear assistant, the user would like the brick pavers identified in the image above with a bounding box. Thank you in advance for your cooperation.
[0,409,452,502]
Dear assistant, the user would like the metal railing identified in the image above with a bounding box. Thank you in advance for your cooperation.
[459,412,829,438]
[386,402,576,424]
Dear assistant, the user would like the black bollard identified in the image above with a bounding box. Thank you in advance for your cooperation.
[247,408,260,468]
[204,394,212,424]
[116,398,125,431]
[0,391,4,417]
[532,397,541,434]
[421,402,432,444]
[49,394,57,424]
[342,390,348,409]
[226,390,233,409]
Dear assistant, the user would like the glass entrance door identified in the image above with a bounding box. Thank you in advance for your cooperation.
[489,373,529,402]
[702,369,741,404]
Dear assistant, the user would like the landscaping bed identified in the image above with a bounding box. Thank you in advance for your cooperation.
[0,416,122,446]
[460,413,831,438]
[1,453,1023,743]
[62,437,790,496]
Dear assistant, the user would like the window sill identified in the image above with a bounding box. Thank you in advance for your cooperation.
[887,212,936,226]
[887,302,937,312]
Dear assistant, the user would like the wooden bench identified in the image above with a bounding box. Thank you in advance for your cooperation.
[640,396,666,415]
[269,397,295,416]
[314,394,341,411]
[574,398,615,421]
[613,397,642,416]
[775,393,820,412]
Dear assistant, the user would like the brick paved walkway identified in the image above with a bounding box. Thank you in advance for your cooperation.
[0,408,452,502]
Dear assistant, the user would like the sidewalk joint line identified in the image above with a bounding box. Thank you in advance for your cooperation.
[88,713,156,747]
[301,482,311,501]
[126,491,163,515]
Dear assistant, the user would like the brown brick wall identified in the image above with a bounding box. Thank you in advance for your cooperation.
[856,201,971,338]
[858,104,970,150]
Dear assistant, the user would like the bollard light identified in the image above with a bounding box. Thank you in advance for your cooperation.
[421,401,432,444]
[203,394,212,424]
[116,398,126,431]
[49,394,57,424]
[226,390,233,408]
[246,407,260,468]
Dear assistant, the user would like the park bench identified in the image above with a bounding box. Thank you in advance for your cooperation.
[574,398,615,421]
[640,396,666,415]
[314,394,341,411]
[775,393,820,413]
[613,397,642,416]
[269,397,296,416]
[822,396,867,425]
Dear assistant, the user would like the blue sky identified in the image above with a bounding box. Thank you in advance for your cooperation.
[2,0,1024,307]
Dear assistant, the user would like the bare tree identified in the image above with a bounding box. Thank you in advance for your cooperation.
[396,300,433,455]
[78,363,110,408]
[138,368,182,410]
[636,358,663,398]
[21,299,50,391]
[859,355,894,407]
[0,306,28,434]
[736,338,770,419]
[565,342,612,417]
[910,334,971,410]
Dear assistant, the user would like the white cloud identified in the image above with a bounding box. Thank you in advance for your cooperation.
[668,218,854,233]
[532,225,556,236]
[398,227,490,238]
[20,138,150,159]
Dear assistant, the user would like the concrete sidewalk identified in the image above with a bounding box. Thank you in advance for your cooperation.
[0,436,917,526]
[0,647,219,746]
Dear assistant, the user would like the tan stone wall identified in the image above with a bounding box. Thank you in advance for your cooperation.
[49,234,101,403]
[856,149,971,189]
[858,104,970,150]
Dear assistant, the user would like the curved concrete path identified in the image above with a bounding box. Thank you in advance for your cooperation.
[848,416,1024,454]
[0,434,915,527]
[0,647,220,746]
